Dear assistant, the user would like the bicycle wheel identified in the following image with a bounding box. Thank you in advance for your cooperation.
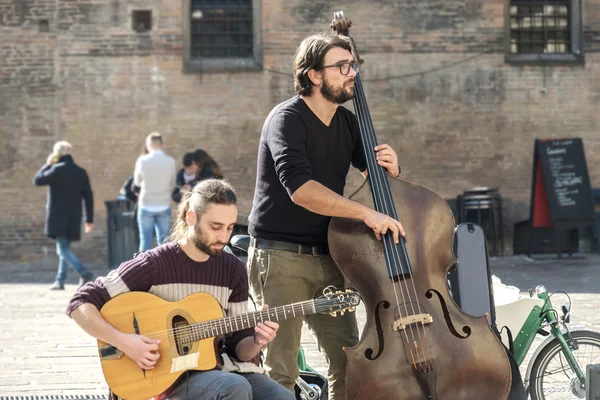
[529,330,600,400]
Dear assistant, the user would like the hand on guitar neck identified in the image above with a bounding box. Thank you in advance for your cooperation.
[227,305,279,362]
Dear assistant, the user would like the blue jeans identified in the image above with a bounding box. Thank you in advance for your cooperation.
[55,237,89,284]
[137,207,171,252]
[166,370,296,400]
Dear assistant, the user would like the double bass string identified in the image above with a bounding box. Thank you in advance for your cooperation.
[351,72,416,343]
[353,73,431,367]
[350,74,406,327]
[353,71,433,367]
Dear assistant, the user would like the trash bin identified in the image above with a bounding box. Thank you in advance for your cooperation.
[105,200,139,269]
[457,187,504,256]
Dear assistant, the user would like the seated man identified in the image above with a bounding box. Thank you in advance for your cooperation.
[67,179,295,400]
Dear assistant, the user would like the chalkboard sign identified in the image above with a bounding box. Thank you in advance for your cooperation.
[529,138,595,256]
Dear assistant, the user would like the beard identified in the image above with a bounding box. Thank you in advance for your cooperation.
[320,77,355,104]
[190,224,226,257]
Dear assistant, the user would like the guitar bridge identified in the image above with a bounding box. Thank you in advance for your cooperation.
[99,345,123,360]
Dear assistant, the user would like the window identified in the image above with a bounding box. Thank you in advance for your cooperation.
[38,20,49,33]
[132,10,152,33]
[183,0,262,72]
[505,0,583,64]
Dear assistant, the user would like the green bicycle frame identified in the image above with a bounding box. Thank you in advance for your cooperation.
[297,346,316,373]
[510,286,585,385]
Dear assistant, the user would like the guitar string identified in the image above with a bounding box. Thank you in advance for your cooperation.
[106,297,356,343]
[130,303,315,340]
[119,301,334,342]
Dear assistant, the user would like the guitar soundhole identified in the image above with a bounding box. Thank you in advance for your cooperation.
[172,315,192,356]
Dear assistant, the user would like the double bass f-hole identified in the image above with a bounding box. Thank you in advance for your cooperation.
[364,300,390,361]
[426,289,471,339]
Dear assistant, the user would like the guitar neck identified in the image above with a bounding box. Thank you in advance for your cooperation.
[183,299,316,343]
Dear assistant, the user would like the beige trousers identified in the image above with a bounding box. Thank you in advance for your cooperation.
[247,246,359,400]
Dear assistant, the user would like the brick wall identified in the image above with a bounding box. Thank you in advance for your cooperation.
[2,0,600,264]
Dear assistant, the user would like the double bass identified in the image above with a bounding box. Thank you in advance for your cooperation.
[327,12,512,399]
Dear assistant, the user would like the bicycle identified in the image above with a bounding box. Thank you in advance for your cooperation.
[495,284,600,400]
[229,234,328,400]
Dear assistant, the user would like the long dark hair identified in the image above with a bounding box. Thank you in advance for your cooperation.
[168,179,237,242]
[193,149,223,179]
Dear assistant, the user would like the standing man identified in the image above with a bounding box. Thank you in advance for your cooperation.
[247,33,405,399]
[67,179,295,400]
[133,132,176,251]
[33,141,95,290]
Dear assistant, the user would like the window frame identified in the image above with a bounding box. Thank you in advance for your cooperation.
[504,0,584,65]
[183,0,263,73]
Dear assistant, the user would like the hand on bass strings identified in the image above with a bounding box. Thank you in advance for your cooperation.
[374,144,400,178]
[116,333,161,370]
[363,209,406,244]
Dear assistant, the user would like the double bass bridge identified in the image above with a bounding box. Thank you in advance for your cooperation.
[392,313,433,332]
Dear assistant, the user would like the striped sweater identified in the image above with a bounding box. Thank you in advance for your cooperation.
[66,241,254,358]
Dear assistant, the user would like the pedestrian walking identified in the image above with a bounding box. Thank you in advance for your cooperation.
[33,140,95,290]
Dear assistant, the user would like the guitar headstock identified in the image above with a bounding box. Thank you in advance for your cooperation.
[314,286,361,317]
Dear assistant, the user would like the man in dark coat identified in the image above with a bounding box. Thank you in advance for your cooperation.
[33,141,95,290]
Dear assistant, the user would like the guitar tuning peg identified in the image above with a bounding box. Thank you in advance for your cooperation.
[340,310,346,316]
[323,285,337,298]
[329,312,338,317]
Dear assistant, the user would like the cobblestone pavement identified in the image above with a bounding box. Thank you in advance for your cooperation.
[1,253,599,396]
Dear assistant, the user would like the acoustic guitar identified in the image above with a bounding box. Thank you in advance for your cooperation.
[97,288,361,400]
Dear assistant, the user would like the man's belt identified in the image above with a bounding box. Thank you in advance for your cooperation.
[250,237,328,256]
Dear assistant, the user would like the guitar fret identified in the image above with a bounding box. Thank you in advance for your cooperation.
[172,296,349,346]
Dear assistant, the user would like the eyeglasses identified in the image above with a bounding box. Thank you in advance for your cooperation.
[318,61,360,76]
